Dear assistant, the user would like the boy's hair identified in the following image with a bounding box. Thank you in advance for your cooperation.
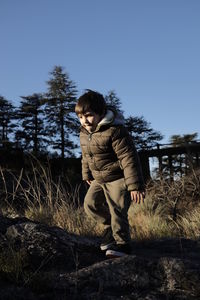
[75,90,106,116]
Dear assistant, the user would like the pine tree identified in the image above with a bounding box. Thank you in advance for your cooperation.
[0,95,15,147]
[170,133,198,145]
[15,93,46,155]
[125,116,163,151]
[45,66,78,159]
[104,91,162,150]
[104,90,124,114]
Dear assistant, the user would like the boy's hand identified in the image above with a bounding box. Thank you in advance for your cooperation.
[130,190,145,204]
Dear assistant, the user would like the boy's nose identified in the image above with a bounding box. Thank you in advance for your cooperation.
[84,117,89,124]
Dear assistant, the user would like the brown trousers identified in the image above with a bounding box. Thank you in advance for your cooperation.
[84,177,131,244]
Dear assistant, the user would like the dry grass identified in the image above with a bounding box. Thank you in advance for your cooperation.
[0,245,28,284]
[0,160,200,240]
[128,198,173,240]
[129,168,200,240]
[0,159,102,237]
[177,204,200,238]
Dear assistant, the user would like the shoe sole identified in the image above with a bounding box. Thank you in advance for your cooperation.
[100,242,115,251]
[105,249,129,258]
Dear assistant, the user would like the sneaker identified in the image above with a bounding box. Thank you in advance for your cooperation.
[106,243,132,258]
[100,227,115,251]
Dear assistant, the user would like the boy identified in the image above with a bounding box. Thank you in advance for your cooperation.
[75,90,145,258]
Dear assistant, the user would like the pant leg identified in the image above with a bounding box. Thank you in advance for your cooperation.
[84,180,111,227]
[103,178,131,244]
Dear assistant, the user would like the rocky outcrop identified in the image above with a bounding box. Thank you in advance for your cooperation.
[0,215,103,272]
[0,215,200,299]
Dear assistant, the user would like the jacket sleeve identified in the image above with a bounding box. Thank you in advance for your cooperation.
[111,126,144,191]
[81,154,93,181]
[79,131,93,181]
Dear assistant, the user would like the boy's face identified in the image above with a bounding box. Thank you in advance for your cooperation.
[78,111,104,133]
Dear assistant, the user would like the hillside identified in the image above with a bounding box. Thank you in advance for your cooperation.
[0,215,200,299]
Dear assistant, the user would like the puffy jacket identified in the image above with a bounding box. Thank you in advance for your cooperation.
[79,109,144,191]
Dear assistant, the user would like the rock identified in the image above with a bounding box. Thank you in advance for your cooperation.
[1,216,104,272]
[55,255,200,299]
[0,215,200,299]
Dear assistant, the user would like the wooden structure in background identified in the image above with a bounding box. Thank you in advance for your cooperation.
[139,141,200,182]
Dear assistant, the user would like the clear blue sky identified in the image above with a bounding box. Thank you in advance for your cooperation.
[0,0,200,144]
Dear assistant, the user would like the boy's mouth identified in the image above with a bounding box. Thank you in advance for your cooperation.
[84,123,94,132]
[84,123,92,127]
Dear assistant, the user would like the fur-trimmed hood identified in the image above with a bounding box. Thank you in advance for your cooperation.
[95,108,125,131]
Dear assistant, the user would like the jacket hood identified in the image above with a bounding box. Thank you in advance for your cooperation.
[96,108,125,131]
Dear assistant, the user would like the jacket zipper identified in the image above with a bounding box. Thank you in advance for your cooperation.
[88,133,92,141]
[88,133,93,157]
[87,133,100,171]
